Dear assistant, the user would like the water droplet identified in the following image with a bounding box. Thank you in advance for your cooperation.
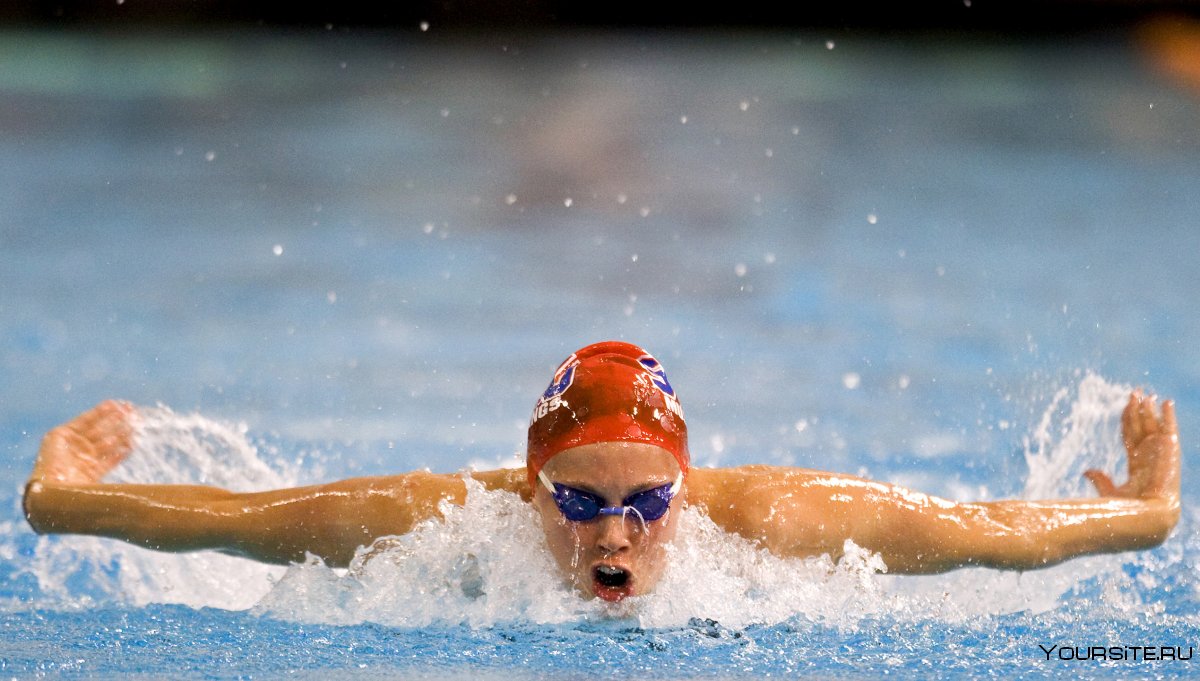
[204,151,216,162]
[680,115,688,124]
[563,198,573,207]
[842,373,861,390]
[505,194,517,205]
[419,21,430,31]
[867,213,878,224]
[739,101,749,112]
[825,40,836,50]
[272,244,283,256]
[734,263,747,277]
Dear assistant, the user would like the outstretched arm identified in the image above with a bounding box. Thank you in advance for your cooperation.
[696,391,1181,574]
[23,401,528,567]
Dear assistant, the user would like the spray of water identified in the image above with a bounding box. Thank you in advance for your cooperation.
[20,406,294,610]
[1022,373,1130,500]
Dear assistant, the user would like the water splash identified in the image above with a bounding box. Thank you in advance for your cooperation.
[251,480,893,629]
[21,406,293,610]
[253,480,596,627]
[113,405,300,491]
[1022,373,1130,500]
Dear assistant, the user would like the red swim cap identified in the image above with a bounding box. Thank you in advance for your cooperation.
[527,341,689,488]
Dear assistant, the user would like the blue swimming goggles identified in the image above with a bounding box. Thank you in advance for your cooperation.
[537,470,683,523]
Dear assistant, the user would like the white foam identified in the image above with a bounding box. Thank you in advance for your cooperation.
[249,480,900,629]
[253,480,600,627]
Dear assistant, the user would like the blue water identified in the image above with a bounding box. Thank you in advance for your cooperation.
[1,27,1198,679]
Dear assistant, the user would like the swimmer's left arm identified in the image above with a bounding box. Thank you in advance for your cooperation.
[805,483,1179,575]
[713,391,1181,574]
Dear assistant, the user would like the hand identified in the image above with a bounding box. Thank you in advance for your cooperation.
[1085,391,1181,504]
[29,400,136,486]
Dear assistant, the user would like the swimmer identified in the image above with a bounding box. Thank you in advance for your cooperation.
[23,341,1181,602]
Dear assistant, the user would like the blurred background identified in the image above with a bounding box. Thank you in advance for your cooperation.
[0,0,1197,31]
[2,0,1199,483]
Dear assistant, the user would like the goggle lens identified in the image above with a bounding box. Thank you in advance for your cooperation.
[540,472,681,523]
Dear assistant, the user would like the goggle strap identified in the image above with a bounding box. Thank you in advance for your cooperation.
[537,469,558,496]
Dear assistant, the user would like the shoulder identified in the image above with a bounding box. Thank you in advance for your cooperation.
[684,465,829,519]
[465,467,532,501]
[683,465,859,556]
[686,465,830,496]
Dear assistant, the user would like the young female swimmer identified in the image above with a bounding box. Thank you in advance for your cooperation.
[23,341,1181,602]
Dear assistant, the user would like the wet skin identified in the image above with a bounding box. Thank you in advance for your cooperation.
[23,393,1180,588]
[533,442,682,602]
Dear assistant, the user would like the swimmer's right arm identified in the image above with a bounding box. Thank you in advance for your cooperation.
[22,401,528,567]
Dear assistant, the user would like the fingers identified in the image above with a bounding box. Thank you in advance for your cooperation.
[1157,399,1182,501]
[89,400,136,462]
[1122,390,1144,451]
[1084,469,1119,497]
[1122,390,1168,448]
[78,400,133,431]
[1139,393,1161,436]
[1162,400,1179,442]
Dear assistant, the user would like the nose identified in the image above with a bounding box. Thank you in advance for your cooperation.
[595,512,633,554]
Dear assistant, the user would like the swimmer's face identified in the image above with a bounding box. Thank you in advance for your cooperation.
[533,442,683,603]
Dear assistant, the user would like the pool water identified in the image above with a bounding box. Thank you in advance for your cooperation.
[1,26,1198,679]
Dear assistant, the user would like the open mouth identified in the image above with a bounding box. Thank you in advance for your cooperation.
[592,565,633,601]
[594,565,630,588]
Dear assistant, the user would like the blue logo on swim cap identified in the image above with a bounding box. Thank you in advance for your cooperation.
[542,358,577,399]
[638,355,675,396]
